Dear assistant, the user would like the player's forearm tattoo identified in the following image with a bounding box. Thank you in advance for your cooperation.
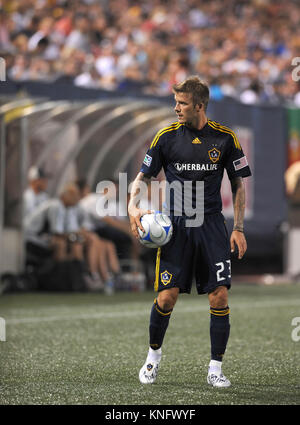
[230,177,245,231]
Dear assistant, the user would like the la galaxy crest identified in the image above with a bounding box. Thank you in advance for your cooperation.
[161,270,172,286]
[208,148,221,163]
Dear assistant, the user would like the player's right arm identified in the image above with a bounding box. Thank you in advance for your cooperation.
[128,172,152,239]
[129,125,168,238]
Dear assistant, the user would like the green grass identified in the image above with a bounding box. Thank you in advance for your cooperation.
[0,283,300,405]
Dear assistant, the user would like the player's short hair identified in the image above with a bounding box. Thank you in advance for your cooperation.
[173,76,210,111]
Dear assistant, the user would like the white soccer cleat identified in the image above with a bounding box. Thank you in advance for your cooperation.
[139,360,160,384]
[207,372,231,388]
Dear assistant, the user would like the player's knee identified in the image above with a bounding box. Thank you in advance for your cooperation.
[157,288,179,311]
[209,285,228,308]
[158,298,175,311]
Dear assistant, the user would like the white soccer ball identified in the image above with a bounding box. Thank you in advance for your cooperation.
[138,212,173,248]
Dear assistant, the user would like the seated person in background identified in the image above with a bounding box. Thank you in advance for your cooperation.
[23,166,50,217]
[24,183,120,291]
[76,178,140,261]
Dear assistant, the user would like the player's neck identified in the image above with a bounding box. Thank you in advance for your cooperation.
[186,114,208,131]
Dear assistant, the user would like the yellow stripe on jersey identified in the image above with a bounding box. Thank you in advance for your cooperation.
[154,248,161,291]
[208,120,241,150]
[150,122,182,149]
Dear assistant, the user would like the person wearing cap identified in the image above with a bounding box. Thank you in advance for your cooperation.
[23,166,50,218]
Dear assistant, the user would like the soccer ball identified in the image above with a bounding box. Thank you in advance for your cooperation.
[138,212,173,248]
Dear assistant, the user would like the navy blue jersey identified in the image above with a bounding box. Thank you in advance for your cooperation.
[140,120,251,215]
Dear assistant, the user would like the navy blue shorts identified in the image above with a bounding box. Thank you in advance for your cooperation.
[154,212,231,295]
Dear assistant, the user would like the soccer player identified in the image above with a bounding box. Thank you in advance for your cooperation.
[128,76,251,388]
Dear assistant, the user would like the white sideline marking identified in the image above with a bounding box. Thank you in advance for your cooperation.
[5,299,300,325]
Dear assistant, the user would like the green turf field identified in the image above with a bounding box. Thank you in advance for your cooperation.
[0,283,300,405]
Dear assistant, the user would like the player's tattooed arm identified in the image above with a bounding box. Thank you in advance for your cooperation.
[128,172,152,238]
[230,177,245,232]
[230,177,247,259]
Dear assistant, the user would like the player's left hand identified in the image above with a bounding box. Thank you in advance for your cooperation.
[230,231,247,259]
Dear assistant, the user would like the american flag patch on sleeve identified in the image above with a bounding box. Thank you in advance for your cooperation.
[233,156,248,171]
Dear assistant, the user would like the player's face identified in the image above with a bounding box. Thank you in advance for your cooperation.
[174,92,198,126]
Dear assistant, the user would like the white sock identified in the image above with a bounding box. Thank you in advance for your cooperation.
[209,359,222,374]
[147,347,162,363]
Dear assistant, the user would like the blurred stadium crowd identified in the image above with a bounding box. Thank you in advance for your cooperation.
[0,0,300,105]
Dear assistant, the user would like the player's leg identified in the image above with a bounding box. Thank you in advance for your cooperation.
[150,287,179,350]
[139,287,179,384]
[207,285,231,387]
[209,286,230,351]
[195,213,232,387]
[139,217,193,384]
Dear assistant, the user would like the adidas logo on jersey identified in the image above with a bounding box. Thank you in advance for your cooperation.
[192,137,201,144]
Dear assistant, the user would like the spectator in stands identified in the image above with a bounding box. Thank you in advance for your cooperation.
[23,166,49,218]
[27,16,55,52]
[64,13,91,53]
[239,80,263,105]
[7,53,31,81]
[74,64,102,88]
[1,0,299,105]
[54,58,80,84]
